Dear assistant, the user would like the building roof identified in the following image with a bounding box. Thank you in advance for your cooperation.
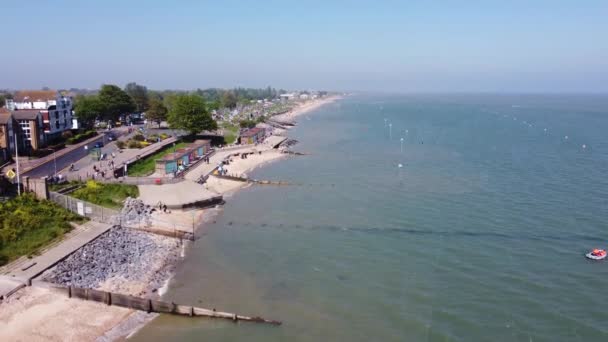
[12,110,41,120]
[241,127,264,137]
[0,112,12,125]
[14,90,57,103]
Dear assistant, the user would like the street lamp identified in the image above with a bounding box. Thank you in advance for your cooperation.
[400,137,404,153]
[53,148,57,176]
[389,123,392,140]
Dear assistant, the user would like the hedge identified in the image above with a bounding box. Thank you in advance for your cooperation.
[66,131,98,145]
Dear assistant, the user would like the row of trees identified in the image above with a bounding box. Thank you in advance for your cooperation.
[74,83,217,136]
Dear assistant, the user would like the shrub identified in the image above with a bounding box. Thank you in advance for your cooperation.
[140,141,151,147]
[0,193,84,265]
[66,130,97,145]
[159,133,169,140]
[127,140,141,149]
[133,134,145,141]
[116,140,126,149]
[61,130,73,139]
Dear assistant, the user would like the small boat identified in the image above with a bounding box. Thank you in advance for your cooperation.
[586,249,607,260]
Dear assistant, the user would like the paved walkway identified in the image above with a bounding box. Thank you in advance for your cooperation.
[63,136,177,182]
[138,180,220,208]
[2,221,112,283]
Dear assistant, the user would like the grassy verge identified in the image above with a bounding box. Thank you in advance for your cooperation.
[0,194,86,265]
[222,122,239,144]
[49,180,82,192]
[125,141,188,176]
[70,181,139,209]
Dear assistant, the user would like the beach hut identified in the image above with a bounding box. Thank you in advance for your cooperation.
[240,127,266,144]
[155,153,180,175]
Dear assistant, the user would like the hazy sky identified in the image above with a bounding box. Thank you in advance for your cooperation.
[1,0,607,92]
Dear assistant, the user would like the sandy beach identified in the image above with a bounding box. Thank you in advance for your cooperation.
[0,95,340,341]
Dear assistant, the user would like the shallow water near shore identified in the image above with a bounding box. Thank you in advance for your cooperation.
[131,94,608,341]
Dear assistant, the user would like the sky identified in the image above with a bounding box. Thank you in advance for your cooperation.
[1,0,607,92]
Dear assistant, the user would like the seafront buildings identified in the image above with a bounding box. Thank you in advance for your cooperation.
[0,90,75,159]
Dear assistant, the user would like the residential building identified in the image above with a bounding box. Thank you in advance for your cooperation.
[11,110,45,152]
[6,90,74,140]
[0,108,15,162]
[0,108,46,159]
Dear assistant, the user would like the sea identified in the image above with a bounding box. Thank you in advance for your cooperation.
[131,94,608,341]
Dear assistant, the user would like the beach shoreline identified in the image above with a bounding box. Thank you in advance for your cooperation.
[0,95,341,342]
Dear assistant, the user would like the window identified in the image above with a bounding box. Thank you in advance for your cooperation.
[55,121,60,129]
[55,111,59,119]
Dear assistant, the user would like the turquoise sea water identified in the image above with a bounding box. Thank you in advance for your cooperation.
[133,94,608,341]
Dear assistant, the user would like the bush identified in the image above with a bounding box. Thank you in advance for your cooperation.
[61,130,73,139]
[30,149,53,158]
[239,119,257,129]
[127,140,141,149]
[133,134,145,141]
[160,133,169,140]
[116,140,126,149]
[0,193,85,265]
[66,130,97,145]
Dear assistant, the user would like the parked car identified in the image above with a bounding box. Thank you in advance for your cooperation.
[105,133,116,141]
[94,142,104,148]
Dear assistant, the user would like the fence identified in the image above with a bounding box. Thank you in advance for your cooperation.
[49,191,119,224]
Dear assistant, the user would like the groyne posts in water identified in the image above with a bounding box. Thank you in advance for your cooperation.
[214,174,292,186]
[64,285,281,325]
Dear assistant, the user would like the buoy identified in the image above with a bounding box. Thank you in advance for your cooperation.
[582,144,587,149]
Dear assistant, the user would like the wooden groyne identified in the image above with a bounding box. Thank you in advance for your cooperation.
[214,174,292,186]
[63,285,281,325]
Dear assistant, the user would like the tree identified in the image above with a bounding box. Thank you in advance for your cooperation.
[98,84,136,122]
[74,95,104,129]
[239,119,256,129]
[124,82,149,113]
[0,93,12,108]
[167,94,217,136]
[146,98,168,128]
[220,90,238,109]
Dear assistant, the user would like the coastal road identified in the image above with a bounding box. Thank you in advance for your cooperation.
[22,131,126,179]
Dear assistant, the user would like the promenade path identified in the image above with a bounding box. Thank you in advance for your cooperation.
[63,136,178,182]
[184,138,283,182]
[138,180,220,208]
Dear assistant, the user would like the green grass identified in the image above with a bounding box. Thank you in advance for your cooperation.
[70,181,139,209]
[221,122,239,145]
[126,142,188,177]
[48,180,82,192]
[0,194,86,266]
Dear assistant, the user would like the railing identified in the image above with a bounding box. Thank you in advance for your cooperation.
[48,191,119,225]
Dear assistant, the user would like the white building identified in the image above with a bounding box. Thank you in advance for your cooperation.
[279,93,296,101]
[6,90,74,139]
